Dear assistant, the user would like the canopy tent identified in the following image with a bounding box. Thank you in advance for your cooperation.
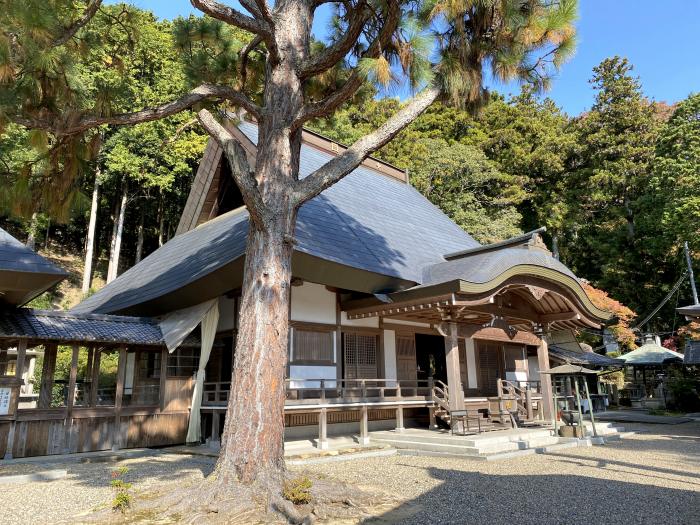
[677,303,700,320]
[540,364,600,375]
[619,339,684,366]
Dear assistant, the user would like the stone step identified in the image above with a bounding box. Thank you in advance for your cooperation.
[520,435,562,449]
[376,439,484,455]
[370,429,553,449]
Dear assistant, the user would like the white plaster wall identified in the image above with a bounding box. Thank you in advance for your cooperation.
[340,311,379,328]
[464,337,478,388]
[217,295,236,332]
[289,365,337,388]
[383,329,397,384]
[291,282,336,324]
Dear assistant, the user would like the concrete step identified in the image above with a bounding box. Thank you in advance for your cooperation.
[520,435,562,449]
[377,439,483,455]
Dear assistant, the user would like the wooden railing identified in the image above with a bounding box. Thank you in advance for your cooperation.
[201,378,435,407]
[497,379,542,423]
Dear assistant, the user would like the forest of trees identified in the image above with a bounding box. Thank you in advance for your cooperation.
[1,5,698,349]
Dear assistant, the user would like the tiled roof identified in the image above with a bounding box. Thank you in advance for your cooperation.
[0,308,165,346]
[0,228,67,277]
[549,345,624,367]
[74,122,477,314]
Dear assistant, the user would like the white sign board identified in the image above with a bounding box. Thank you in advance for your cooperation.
[0,387,11,415]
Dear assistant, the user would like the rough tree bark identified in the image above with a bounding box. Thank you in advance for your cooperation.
[107,182,127,283]
[82,171,100,294]
[135,207,144,264]
[25,212,38,250]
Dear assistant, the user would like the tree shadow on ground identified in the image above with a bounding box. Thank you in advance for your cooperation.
[365,465,698,525]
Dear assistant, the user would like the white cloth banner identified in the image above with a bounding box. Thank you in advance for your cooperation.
[186,301,219,444]
[158,299,218,353]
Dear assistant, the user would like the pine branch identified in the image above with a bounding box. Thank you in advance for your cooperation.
[11,84,261,136]
[299,1,370,78]
[293,86,440,205]
[190,0,272,38]
[196,109,269,229]
[53,0,104,47]
[295,0,401,126]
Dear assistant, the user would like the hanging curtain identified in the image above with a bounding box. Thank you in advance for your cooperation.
[158,299,218,352]
[186,301,219,443]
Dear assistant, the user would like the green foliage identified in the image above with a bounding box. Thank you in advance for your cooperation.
[666,371,700,413]
[111,466,133,513]
[410,138,524,242]
[563,57,663,316]
[283,476,313,505]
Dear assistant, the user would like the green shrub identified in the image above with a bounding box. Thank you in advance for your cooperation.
[283,476,313,505]
[111,467,133,513]
[112,491,132,512]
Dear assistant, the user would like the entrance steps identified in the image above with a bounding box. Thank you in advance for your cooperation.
[370,421,628,460]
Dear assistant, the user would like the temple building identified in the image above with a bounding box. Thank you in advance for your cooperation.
[0,119,615,457]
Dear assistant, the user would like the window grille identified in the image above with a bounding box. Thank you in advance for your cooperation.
[293,329,333,363]
[343,333,378,379]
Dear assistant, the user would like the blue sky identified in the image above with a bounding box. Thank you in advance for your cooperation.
[115,0,699,115]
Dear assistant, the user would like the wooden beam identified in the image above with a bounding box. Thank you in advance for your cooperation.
[38,344,57,409]
[112,346,127,451]
[64,344,80,453]
[539,311,579,323]
[90,347,101,407]
[159,346,168,411]
[444,321,465,411]
[537,338,554,421]
[14,339,27,382]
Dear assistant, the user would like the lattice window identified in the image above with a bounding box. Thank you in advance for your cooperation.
[344,333,378,379]
[293,329,334,363]
[167,347,200,377]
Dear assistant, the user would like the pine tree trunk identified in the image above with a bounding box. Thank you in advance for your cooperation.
[106,200,119,280]
[107,183,128,283]
[26,212,38,250]
[157,193,165,247]
[135,208,144,264]
[216,218,295,485]
[82,172,100,294]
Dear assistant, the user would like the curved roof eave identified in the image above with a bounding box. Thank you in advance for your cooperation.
[455,264,611,321]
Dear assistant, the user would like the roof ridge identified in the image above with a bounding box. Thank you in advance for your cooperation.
[444,228,548,260]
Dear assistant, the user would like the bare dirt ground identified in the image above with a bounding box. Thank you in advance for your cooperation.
[1,421,698,525]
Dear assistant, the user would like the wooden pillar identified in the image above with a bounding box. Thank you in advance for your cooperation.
[395,405,404,432]
[159,347,168,411]
[0,345,7,375]
[444,321,464,411]
[64,344,80,453]
[537,338,554,421]
[317,407,328,450]
[90,348,101,407]
[14,340,27,382]
[66,345,80,410]
[359,405,369,445]
[211,411,221,444]
[429,406,437,429]
[38,344,57,409]
[112,346,127,451]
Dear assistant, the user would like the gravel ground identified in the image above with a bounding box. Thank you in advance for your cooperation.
[294,422,700,525]
[0,422,697,525]
[0,453,215,525]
